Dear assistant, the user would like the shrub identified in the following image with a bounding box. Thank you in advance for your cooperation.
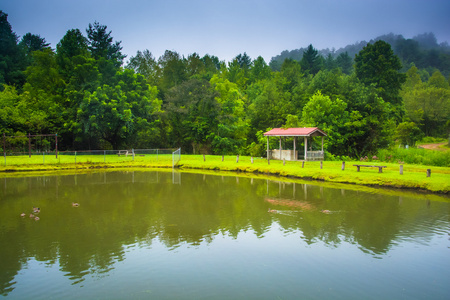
[377,147,450,167]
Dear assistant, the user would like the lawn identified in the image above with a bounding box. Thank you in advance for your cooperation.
[0,153,449,194]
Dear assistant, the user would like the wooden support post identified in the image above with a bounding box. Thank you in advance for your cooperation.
[283,158,285,166]
[341,161,345,171]
[427,169,431,177]
[203,154,206,161]
[222,155,224,162]
[320,161,323,169]
[293,137,296,161]
[304,136,307,161]
[236,154,239,163]
[28,133,31,158]
[400,165,403,175]
[302,161,305,168]
[279,137,282,160]
[251,157,254,164]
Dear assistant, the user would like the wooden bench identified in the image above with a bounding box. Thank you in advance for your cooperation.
[118,150,128,157]
[353,164,387,173]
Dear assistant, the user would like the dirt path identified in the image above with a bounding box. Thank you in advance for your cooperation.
[420,142,448,150]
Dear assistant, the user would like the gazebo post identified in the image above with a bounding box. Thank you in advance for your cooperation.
[321,137,324,152]
[279,137,282,160]
[293,137,296,161]
[267,136,269,161]
[304,136,308,161]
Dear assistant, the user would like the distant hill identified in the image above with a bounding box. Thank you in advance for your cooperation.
[269,32,450,76]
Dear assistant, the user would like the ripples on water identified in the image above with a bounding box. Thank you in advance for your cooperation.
[0,171,449,299]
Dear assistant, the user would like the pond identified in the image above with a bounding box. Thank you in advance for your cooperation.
[0,170,449,299]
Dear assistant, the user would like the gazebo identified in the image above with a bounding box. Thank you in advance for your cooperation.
[264,127,327,161]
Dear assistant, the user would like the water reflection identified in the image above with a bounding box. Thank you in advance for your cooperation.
[0,170,448,297]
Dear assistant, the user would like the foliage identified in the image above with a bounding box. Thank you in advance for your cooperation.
[354,40,406,118]
[377,147,450,167]
[1,11,449,159]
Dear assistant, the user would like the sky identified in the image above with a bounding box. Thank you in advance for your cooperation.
[2,0,450,63]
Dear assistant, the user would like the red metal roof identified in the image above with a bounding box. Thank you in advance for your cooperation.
[264,127,327,137]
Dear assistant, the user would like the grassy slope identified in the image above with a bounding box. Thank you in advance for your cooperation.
[177,155,450,194]
[0,154,449,194]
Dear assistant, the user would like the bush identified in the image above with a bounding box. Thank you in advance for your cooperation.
[377,147,450,167]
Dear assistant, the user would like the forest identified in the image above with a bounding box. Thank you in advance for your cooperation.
[1,10,449,158]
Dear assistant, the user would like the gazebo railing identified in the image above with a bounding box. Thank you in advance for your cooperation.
[304,151,324,161]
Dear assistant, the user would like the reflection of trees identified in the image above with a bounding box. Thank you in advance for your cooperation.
[0,172,448,295]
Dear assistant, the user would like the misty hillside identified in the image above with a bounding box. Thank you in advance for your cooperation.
[269,32,450,76]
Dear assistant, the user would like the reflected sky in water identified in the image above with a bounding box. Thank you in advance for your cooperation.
[0,170,449,299]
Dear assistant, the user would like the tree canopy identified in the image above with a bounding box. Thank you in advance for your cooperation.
[1,10,449,156]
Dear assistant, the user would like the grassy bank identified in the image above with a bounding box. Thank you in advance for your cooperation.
[176,155,450,194]
[0,154,449,194]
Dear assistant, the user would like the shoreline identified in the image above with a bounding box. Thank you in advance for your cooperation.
[0,155,449,196]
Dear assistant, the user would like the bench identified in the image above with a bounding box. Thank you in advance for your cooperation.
[353,164,387,173]
[118,150,128,157]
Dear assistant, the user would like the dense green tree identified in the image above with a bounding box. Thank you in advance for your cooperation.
[396,121,423,146]
[86,22,125,67]
[157,50,187,94]
[249,56,272,82]
[0,11,25,88]
[247,79,293,139]
[324,53,337,70]
[354,40,406,113]
[163,79,219,153]
[301,91,350,154]
[403,85,450,136]
[209,74,249,154]
[300,44,323,75]
[226,55,249,88]
[126,49,158,86]
[335,52,353,74]
[19,33,50,54]
[56,29,91,80]
[74,69,161,149]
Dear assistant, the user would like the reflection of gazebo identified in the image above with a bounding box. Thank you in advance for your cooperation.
[264,127,327,161]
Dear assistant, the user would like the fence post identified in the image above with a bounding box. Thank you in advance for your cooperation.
[251,157,254,164]
[75,151,77,164]
[320,161,323,169]
[43,152,45,164]
[427,169,431,177]
[399,165,403,175]
[342,161,345,171]
[132,149,135,161]
[203,154,206,162]
[55,133,58,159]
[236,154,239,163]
[104,150,106,162]
[222,155,224,162]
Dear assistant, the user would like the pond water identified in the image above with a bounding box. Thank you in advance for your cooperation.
[0,170,449,299]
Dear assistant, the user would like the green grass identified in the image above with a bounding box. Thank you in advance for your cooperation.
[176,155,450,194]
[377,147,450,166]
[0,154,449,194]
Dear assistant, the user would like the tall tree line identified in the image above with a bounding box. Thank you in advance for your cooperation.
[1,11,449,156]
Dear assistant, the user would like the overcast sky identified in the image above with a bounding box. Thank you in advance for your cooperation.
[3,0,450,63]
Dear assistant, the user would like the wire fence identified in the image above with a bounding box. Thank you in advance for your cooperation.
[1,149,180,166]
